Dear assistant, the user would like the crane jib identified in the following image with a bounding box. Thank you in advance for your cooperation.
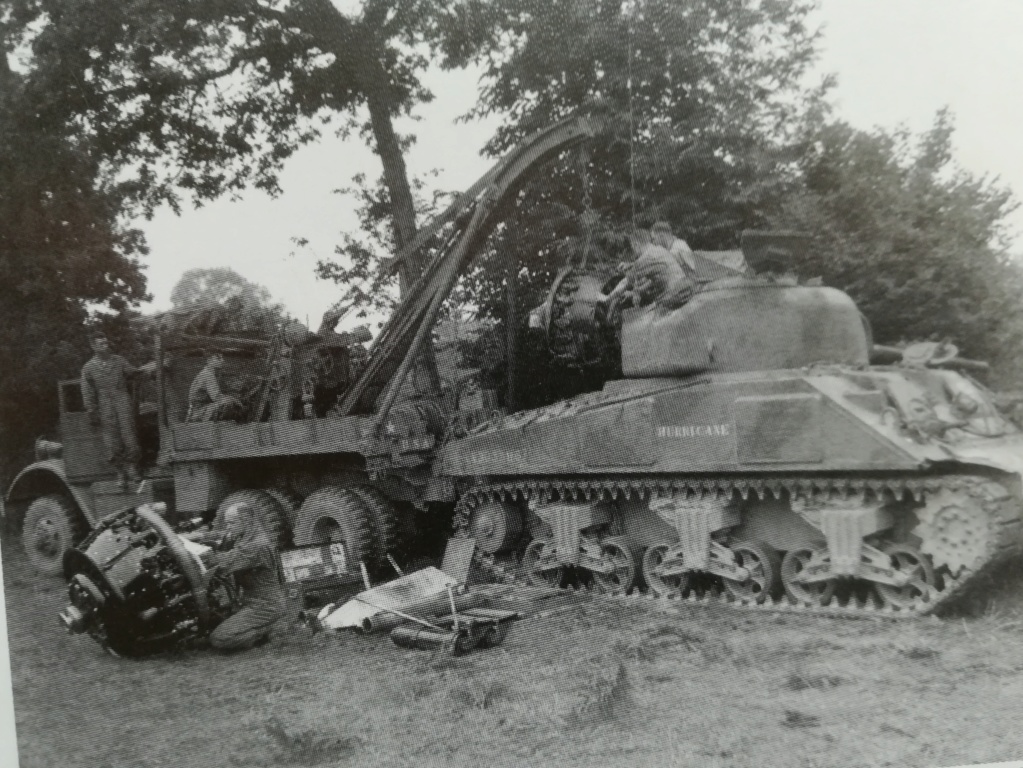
[336,114,604,420]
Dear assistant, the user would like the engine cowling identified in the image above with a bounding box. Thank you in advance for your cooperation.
[59,504,236,656]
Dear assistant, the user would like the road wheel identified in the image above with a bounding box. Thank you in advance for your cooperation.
[522,539,564,588]
[875,543,938,610]
[468,499,523,555]
[21,495,86,576]
[215,490,289,549]
[642,543,691,597]
[723,540,781,603]
[781,546,836,606]
[591,536,641,596]
[292,486,374,568]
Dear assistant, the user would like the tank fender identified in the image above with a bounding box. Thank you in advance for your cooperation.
[943,440,1023,483]
[4,460,94,528]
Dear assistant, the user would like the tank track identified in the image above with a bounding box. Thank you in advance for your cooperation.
[453,472,1023,620]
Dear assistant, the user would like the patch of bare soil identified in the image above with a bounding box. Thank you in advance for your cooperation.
[4,531,1023,768]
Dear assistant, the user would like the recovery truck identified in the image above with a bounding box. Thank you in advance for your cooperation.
[4,115,604,577]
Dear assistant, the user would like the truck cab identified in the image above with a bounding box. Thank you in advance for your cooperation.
[5,377,173,575]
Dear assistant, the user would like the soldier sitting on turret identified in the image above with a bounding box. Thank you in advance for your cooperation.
[600,229,696,321]
[651,220,746,280]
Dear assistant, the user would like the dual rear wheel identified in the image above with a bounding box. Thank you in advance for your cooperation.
[291,485,400,572]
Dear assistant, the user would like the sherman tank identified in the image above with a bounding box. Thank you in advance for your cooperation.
[439,232,1023,615]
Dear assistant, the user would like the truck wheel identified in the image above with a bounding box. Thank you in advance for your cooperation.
[216,490,290,549]
[350,486,400,565]
[292,486,374,567]
[264,487,302,530]
[21,495,86,577]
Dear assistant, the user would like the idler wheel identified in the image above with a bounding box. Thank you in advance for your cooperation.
[591,536,640,596]
[781,546,836,606]
[874,543,937,610]
[522,539,564,588]
[469,499,523,555]
[723,540,781,604]
[641,543,690,598]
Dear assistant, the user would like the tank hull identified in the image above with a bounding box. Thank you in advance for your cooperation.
[440,366,1023,615]
[439,369,952,477]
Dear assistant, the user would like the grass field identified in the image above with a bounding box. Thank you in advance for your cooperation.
[4,530,1023,768]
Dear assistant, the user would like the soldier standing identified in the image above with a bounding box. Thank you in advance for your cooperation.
[81,333,148,488]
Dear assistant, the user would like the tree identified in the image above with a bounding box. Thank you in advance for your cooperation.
[166,266,288,337]
[438,0,824,406]
[773,109,1023,383]
[4,0,487,288]
[0,44,148,484]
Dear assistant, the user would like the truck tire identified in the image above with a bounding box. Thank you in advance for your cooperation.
[264,487,302,530]
[21,495,87,577]
[215,490,290,549]
[292,486,374,567]
[350,486,401,565]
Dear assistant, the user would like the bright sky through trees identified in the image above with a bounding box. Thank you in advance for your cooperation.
[136,0,1023,324]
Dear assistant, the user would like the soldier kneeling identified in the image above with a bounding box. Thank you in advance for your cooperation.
[200,502,286,651]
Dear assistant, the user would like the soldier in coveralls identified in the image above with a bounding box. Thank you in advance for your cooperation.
[81,333,151,488]
[601,229,695,319]
[187,350,243,422]
[202,502,286,651]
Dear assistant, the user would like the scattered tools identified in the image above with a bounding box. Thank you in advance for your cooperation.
[309,538,519,654]
[353,585,519,656]
[356,593,519,654]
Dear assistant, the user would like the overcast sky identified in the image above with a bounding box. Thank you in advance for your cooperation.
[136,0,1023,325]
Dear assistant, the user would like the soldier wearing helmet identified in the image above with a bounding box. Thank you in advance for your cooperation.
[201,502,286,651]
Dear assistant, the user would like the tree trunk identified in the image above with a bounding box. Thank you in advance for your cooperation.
[505,229,518,413]
[362,59,424,291]
[358,45,439,395]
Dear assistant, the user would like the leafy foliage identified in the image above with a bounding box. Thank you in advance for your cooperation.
[441,0,824,404]
[4,0,487,263]
[774,109,1023,382]
[0,46,148,482]
[167,266,287,337]
[313,170,455,321]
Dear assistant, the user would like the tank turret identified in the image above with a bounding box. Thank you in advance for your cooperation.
[620,279,869,376]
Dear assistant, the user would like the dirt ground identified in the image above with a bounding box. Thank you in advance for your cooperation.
[3,530,1023,768]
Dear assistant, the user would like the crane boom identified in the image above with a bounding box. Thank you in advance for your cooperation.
[336,114,605,420]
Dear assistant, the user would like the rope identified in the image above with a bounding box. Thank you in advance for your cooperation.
[627,9,636,230]
[578,146,594,269]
